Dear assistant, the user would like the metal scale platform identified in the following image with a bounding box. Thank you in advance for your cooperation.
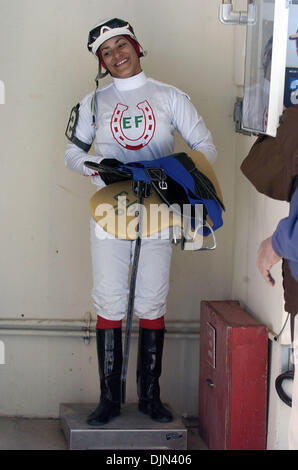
[60,403,187,450]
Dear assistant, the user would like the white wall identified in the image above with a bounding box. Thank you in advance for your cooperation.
[0,0,290,450]
[0,0,237,419]
[0,0,236,322]
[230,2,292,449]
[232,132,291,450]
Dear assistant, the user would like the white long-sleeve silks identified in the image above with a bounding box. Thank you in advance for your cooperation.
[65,71,217,188]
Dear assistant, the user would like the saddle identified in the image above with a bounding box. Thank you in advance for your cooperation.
[87,150,225,249]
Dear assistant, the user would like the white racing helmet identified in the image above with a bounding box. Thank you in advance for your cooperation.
[87,18,146,79]
[88,18,145,57]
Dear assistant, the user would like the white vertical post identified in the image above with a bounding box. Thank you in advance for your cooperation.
[0,81,5,104]
[266,1,289,136]
[0,340,5,365]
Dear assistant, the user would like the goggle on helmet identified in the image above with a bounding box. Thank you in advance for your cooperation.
[87,18,145,62]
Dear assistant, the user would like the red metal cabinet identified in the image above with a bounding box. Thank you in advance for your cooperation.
[198,300,268,450]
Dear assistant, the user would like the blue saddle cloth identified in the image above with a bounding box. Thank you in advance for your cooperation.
[118,154,224,236]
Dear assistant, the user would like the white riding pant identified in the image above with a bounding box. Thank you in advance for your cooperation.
[90,218,173,321]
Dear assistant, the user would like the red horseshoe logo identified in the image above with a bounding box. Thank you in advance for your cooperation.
[110,100,156,150]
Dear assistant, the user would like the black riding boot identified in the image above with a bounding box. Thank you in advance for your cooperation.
[87,328,122,426]
[137,327,173,422]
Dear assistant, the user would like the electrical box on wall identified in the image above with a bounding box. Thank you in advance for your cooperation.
[220,0,297,137]
[284,2,298,108]
[198,300,268,450]
[242,0,290,136]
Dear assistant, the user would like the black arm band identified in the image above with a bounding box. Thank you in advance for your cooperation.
[65,103,92,152]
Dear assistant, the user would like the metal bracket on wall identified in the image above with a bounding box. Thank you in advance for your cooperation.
[219,0,257,25]
[82,312,92,345]
[233,97,254,136]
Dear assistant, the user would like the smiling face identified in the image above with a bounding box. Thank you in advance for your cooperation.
[99,35,142,79]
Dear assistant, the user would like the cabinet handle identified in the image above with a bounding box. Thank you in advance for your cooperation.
[206,378,215,388]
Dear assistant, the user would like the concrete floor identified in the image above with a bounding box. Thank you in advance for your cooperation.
[0,415,208,451]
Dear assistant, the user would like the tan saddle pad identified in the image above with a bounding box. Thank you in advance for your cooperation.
[89,150,224,240]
